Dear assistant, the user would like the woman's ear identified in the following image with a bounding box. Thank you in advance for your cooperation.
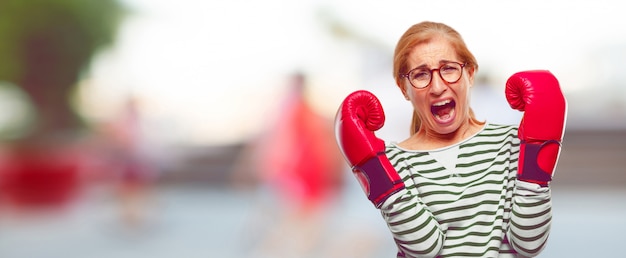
[398,82,410,100]
[467,66,476,87]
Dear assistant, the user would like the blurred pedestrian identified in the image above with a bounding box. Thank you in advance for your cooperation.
[232,72,345,257]
[103,96,158,230]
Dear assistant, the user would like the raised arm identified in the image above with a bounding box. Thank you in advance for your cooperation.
[505,70,567,256]
[335,90,444,257]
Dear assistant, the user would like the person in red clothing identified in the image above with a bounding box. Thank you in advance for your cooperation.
[232,72,344,256]
[262,73,343,209]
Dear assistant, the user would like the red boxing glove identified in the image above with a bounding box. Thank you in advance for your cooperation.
[335,90,405,208]
[506,70,567,186]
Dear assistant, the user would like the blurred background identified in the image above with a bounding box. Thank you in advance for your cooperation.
[0,0,624,257]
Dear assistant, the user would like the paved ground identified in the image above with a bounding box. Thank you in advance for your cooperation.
[0,183,625,258]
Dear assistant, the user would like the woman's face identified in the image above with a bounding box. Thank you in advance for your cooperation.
[402,36,475,136]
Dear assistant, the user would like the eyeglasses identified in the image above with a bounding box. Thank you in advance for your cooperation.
[400,62,466,89]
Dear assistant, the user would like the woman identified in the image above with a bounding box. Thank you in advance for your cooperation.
[335,21,566,257]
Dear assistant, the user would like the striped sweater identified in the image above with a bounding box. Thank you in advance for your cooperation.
[380,123,551,258]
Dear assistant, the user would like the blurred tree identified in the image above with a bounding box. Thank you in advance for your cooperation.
[0,0,125,208]
[0,0,124,143]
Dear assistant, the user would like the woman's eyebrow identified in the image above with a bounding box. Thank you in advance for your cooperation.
[410,60,456,70]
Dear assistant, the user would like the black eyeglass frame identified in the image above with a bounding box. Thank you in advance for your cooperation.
[399,62,467,89]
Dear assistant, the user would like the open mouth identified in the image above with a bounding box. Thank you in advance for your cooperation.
[431,99,456,123]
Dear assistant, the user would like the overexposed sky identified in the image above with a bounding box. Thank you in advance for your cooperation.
[78,0,626,146]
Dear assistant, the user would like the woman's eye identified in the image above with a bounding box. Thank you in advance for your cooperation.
[412,71,429,80]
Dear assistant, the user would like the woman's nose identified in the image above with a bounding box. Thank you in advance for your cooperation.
[429,71,447,95]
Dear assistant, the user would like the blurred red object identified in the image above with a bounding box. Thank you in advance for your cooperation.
[0,147,82,209]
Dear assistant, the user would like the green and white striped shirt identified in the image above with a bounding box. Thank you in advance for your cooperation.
[381,123,551,258]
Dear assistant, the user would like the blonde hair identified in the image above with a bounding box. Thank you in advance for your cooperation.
[393,21,481,135]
